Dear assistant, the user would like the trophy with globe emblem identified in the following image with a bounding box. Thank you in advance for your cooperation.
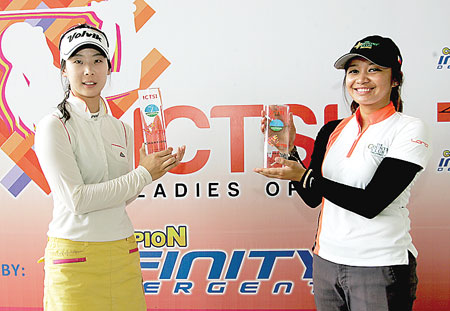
[138,88,167,154]
[264,104,290,168]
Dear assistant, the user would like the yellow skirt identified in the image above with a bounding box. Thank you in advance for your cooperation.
[43,236,146,311]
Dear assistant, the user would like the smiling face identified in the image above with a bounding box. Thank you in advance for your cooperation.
[62,48,110,108]
[345,57,395,113]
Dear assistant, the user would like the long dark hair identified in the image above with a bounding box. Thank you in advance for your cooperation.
[343,62,404,114]
[57,59,72,121]
[57,24,111,122]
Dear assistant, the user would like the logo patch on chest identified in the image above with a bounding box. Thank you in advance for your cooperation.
[368,143,388,157]
[120,152,126,158]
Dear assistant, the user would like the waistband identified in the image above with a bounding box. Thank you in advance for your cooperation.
[47,235,136,245]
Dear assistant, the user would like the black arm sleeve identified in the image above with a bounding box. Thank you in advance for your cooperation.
[290,120,423,218]
[313,157,422,219]
[289,120,342,208]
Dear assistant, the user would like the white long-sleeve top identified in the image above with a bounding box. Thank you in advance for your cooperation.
[35,93,152,242]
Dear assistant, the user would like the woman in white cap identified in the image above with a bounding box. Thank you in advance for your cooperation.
[255,35,431,310]
[35,24,185,310]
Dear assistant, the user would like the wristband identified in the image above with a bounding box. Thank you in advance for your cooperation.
[288,146,301,162]
[301,168,317,189]
[289,146,307,169]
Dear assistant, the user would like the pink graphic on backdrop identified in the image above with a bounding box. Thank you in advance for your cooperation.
[0,0,170,197]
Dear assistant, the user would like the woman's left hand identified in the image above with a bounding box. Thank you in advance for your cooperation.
[253,157,306,181]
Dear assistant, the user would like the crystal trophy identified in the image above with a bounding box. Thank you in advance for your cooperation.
[138,88,167,154]
[264,104,290,168]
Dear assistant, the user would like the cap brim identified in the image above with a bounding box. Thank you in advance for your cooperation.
[62,42,109,61]
[334,53,370,69]
[334,53,390,70]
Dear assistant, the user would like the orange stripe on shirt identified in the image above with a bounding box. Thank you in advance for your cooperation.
[315,117,352,254]
[53,115,71,144]
[324,116,353,163]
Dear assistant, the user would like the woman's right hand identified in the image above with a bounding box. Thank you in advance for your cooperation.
[254,156,306,181]
[260,109,297,152]
[139,145,179,181]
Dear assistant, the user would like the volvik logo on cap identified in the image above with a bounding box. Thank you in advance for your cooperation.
[59,25,110,61]
[67,30,102,43]
[354,41,380,49]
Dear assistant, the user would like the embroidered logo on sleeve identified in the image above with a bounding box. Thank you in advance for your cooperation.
[411,139,429,148]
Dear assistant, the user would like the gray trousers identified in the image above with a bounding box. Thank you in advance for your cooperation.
[313,253,418,311]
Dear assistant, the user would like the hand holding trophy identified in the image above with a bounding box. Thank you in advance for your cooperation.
[255,104,305,181]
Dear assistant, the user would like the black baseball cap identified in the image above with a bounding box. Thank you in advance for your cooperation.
[334,35,402,70]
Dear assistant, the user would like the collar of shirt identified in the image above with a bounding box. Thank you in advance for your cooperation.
[66,91,109,121]
[355,102,396,127]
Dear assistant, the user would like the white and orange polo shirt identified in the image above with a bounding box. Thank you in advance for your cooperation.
[315,103,431,266]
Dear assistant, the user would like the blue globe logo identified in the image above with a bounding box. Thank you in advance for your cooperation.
[269,119,284,132]
[145,104,159,117]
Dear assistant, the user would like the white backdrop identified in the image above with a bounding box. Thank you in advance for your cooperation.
[0,0,449,310]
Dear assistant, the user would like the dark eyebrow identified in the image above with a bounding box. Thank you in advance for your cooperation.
[70,52,104,58]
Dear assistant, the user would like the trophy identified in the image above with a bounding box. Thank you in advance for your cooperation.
[137,88,167,154]
[264,104,290,168]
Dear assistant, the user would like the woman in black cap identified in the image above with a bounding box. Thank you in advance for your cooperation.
[255,35,431,310]
[35,24,185,310]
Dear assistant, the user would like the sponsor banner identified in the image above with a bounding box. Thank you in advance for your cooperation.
[437,150,450,172]
[438,102,450,122]
[437,47,450,70]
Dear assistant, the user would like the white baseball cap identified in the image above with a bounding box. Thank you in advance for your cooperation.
[59,24,110,61]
